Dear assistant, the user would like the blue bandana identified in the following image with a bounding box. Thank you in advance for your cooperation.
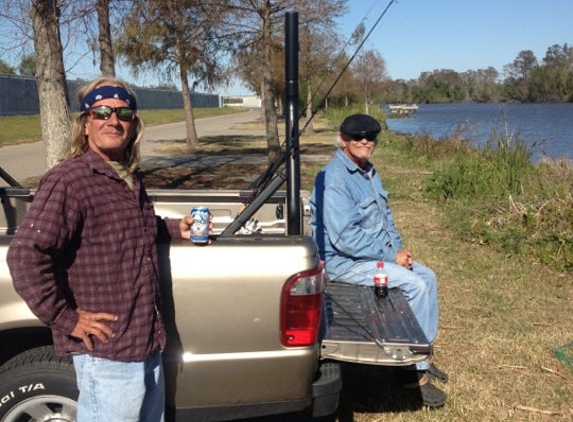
[80,86,137,112]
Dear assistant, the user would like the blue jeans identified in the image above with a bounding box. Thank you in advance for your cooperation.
[334,261,439,371]
[73,351,165,422]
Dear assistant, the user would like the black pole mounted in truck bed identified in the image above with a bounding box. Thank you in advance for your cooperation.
[285,12,301,235]
[220,12,300,237]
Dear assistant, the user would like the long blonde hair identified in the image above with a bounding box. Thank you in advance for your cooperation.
[67,76,144,173]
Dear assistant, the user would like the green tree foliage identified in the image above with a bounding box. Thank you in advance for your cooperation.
[463,67,501,102]
[18,54,36,76]
[116,0,231,148]
[502,50,538,101]
[382,43,572,104]
[416,70,462,102]
[0,59,15,74]
[502,44,573,103]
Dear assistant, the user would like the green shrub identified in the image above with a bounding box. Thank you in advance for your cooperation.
[396,123,573,274]
[425,127,533,203]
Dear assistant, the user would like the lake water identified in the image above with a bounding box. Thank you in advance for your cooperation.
[386,103,573,163]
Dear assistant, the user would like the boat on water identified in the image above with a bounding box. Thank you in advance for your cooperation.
[387,103,418,116]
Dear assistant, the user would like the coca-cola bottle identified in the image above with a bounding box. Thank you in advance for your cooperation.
[373,261,388,299]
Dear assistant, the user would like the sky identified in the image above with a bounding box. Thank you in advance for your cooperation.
[2,0,571,96]
[220,0,573,95]
[341,0,573,81]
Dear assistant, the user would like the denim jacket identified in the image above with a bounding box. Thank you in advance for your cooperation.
[310,148,403,280]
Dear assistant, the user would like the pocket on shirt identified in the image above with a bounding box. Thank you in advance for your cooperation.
[357,196,380,229]
[358,190,389,229]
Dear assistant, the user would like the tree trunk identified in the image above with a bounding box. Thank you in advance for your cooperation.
[304,78,314,133]
[180,67,198,149]
[364,78,370,114]
[31,0,70,170]
[260,2,280,163]
[96,0,115,76]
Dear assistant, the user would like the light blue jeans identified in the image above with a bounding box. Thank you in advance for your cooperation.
[334,261,439,371]
[72,351,165,422]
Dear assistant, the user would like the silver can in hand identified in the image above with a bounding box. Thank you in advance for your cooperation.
[190,206,210,243]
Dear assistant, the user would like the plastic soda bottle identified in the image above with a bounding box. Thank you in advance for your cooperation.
[373,261,388,299]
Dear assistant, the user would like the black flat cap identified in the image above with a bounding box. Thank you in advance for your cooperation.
[339,113,382,136]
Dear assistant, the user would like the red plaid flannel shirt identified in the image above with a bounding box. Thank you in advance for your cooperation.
[7,149,181,361]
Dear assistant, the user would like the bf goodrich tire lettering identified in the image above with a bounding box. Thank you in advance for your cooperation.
[0,346,78,422]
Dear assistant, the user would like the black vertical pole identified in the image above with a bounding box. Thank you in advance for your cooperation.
[285,11,301,235]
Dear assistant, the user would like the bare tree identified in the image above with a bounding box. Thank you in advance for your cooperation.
[259,2,280,159]
[351,49,387,114]
[327,51,355,107]
[228,0,347,161]
[299,23,340,133]
[31,0,71,168]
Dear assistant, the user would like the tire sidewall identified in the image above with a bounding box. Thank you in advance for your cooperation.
[0,349,78,420]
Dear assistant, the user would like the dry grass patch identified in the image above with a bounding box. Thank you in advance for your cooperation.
[143,132,336,190]
[144,162,267,190]
[381,181,573,421]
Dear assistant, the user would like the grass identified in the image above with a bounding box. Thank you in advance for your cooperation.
[0,106,246,146]
[4,109,573,420]
[373,163,573,421]
[0,115,43,145]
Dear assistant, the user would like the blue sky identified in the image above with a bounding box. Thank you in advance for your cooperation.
[219,0,573,95]
[3,0,570,95]
[342,0,573,81]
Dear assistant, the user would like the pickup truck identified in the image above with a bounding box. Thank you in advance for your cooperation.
[0,12,431,422]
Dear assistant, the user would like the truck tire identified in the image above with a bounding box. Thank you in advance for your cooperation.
[0,346,78,422]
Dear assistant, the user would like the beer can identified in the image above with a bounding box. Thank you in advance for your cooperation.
[190,206,210,243]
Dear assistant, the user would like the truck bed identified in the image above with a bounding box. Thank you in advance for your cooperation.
[321,282,432,366]
[1,185,432,370]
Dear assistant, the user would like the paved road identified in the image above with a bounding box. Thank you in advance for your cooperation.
[0,109,264,184]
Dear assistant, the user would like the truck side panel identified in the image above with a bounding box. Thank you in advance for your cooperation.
[160,236,321,411]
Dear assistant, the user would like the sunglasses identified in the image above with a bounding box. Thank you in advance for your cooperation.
[346,132,378,142]
[88,106,136,122]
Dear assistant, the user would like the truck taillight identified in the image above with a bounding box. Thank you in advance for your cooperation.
[280,266,324,347]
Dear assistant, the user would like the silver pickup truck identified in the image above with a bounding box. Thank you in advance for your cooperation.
[0,182,431,422]
[0,12,431,422]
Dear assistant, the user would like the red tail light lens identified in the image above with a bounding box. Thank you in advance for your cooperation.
[280,266,324,347]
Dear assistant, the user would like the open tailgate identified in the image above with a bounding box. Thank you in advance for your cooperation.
[321,282,432,366]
